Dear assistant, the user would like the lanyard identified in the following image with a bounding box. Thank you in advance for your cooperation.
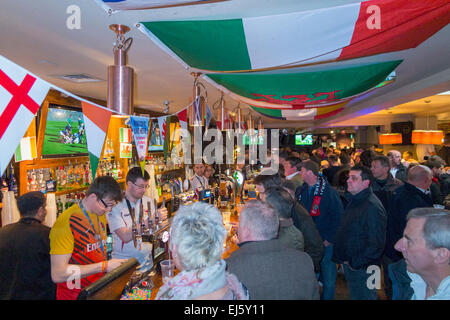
[78,202,106,259]
[195,175,205,190]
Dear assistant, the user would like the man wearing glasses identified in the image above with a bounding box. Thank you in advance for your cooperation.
[49,176,127,300]
[107,167,168,266]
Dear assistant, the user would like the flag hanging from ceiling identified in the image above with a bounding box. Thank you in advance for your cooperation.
[205,60,402,109]
[81,101,112,179]
[140,0,449,72]
[96,0,227,12]
[129,115,150,173]
[251,101,349,121]
[205,101,212,128]
[0,54,50,175]
[177,108,187,134]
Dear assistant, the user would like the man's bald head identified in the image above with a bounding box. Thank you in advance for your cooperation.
[408,165,433,190]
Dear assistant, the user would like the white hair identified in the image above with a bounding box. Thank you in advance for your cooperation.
[239,200,279,241]
[170,202,226,270]
[407,208,450,250]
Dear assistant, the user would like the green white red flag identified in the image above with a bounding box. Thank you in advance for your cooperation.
[81,101,112,179]
[204,60,402,110]
[140,0,449,72]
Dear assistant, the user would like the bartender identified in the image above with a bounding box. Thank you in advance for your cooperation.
[106,167,168,265]
[183,163,209,193]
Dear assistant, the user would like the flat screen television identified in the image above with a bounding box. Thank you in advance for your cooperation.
[41,104,89,158]
[148,119,163,152]
[243,130,264,145]
[295,134,313,146]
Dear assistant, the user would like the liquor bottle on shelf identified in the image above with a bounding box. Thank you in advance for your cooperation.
[117,162,123,179]
[112,162,118,180]
[36,169,44,193]
[8,165,18,196]
[46,168,56,193]
[1,173,9,193]
[56,196,64,216]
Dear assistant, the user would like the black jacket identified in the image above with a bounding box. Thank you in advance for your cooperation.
[393,164,408,182]
[291,203,324,273]
[332,187,387,270]
[371,174,403,211]
[385,182,433,260]
[0,218,56,300]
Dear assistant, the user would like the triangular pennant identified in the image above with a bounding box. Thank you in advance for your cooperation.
[81,101,112,179]
[0,54,50,175]
[129,115,150,163]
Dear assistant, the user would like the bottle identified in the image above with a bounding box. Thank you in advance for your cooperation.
[56,196,64,216]
[117,162,122,179]
[39,169,46,193]
[8,165,18,196]
[112,162,118,180]
[46,168,56,192]
[0,173,9,193]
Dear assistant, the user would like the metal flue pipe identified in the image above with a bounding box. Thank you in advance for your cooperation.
[107,24,134,115]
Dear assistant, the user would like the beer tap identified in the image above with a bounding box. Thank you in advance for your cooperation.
[131,207,138,248]
[154,199,159,229]
[147,201,153,232]
[139,200,146,234]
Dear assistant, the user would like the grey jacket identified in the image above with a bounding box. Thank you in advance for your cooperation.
[226,239,319,300]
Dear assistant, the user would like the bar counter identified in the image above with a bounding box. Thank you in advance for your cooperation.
[115,201,244,300]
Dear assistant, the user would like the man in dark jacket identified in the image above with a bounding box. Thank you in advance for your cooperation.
[332,166,387,300]
[255,175,324,272]
[226,200,319,300]
[370,155,403,299]
[388,150,408,182]
[297,160,343,300]
[424,155,446,205]
[385,165,434,262]
[0,192,56,300]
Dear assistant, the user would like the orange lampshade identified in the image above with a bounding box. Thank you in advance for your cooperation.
[411,130,444,144]
[379,133,402,145]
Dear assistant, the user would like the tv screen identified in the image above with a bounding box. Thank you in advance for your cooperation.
[148,119,163,152]
[243,130,264,145]
[41,104,89,158]
[295,134,313,146]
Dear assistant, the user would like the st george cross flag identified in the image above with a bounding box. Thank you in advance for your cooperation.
[140,0,449,72]
[81,102,112,179]
[0,54,50,175]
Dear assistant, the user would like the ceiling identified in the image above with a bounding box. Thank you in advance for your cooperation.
[1,0,449,129]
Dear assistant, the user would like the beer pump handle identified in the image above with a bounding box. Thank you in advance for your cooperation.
[131,207,137,248]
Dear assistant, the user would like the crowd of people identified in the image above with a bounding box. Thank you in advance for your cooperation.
[0,144,449,300]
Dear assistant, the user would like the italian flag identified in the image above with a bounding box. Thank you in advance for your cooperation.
[119,127,131,143]
[251,101,349,121]
[140,0,449,72]
[81,101,112,179]
[204,60,402,109]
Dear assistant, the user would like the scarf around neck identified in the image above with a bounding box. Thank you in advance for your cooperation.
[155,259,248,300]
